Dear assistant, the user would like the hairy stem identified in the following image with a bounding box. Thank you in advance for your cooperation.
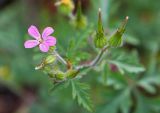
[51,46,109,85]
[76,46,109,70]
[53,51,68,66]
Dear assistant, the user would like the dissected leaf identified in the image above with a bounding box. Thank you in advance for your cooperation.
[138,75,160,94]
[109,60,145,74]
[109,50,145,74]
[70,80,93,112]
[98,88,132,113]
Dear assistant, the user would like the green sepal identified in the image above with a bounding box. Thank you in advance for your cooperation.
[66,69,79,79]
[109,16,129,47]
[55,71,66,80]
[48,46,56,53]
[94,8,107,48]
[98,8,104,34]
[94,34,107,48]
[108,29,124,47]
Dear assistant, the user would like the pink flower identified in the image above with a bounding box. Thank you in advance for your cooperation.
[24,25,56,52]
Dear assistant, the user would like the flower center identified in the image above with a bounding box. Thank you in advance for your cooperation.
[38,38,43,43]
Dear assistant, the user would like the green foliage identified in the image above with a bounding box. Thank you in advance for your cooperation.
[0,0,160,113]
[70,80,93,112]
[109,50,145,74]
[66,24,93,64]
[138,75,160,94]
[99,88,132,113]
[96,48,160,113]
[109,60,145,74]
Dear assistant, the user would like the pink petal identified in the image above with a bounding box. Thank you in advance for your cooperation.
[28,25,41,40]
[42,27,54,39]
[39,42,49,52]
[24,40,39,48]
[44,36,56,46]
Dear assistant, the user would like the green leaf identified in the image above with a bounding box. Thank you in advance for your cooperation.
[98,62,110,86]
[124,34,140,45]
[134,90,151,113]
[109,50,145,74]
[109,60,145,74]
[70,80,93,112]
[106,71,127,90]
[98,88,132,113]
[138,75,160,94]
[102,63,109,85]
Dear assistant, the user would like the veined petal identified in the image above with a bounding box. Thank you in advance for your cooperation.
[44,36,56,46]
[39,42,49,52]
[42,27,54,39]
[24,40,39,48]
[28,25,41,40]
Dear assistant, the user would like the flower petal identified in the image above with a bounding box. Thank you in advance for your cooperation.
[39,42,49,52]
[28,25,41,40]
[24,40,39,48]
[42,27,54,39]
[44,36,56,46]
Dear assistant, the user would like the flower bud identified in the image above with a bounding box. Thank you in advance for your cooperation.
[55,0,74,15]
[72,1,87,29]
[35,55,56,70]
[94,8,107,48]
[44,55,56,64]
[66,69,79,79]
[109,16,129,47]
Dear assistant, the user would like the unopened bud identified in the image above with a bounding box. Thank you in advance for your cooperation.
[45,55,56,64]
[72,1,87,29]
[55,0,74,15]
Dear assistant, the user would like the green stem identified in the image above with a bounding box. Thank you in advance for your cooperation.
[53,51,67,66]
[76,46,109,70]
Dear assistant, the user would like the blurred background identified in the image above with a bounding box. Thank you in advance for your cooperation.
[0,0,160,113]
